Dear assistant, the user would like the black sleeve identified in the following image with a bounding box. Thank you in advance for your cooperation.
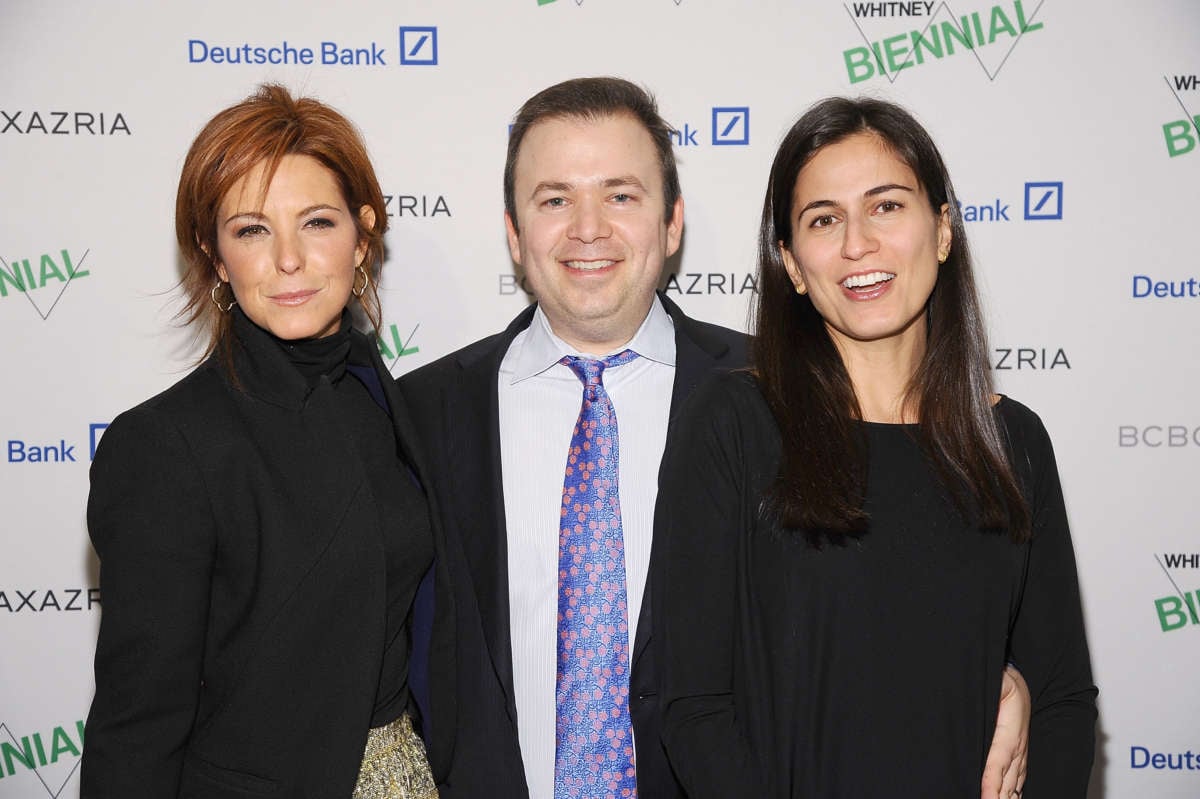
[1007,412,1098,797]
[652,376,769,798]
[81,407,214,799]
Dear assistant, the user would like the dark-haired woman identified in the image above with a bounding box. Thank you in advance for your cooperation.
[654,97,1095,799]
[81,85,450,798]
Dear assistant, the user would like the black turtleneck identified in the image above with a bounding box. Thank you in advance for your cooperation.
[236,307,433,727]
[277,316,352,387]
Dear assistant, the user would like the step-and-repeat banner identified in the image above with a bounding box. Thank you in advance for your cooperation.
[2,0,1196,796]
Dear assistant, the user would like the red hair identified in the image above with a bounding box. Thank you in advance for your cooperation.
[175,84,387,362]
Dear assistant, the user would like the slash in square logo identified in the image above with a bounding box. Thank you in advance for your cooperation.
[711,107,749,146]
[89,423,109,460]
[399,27,438,65]
[1023,181,1062,220]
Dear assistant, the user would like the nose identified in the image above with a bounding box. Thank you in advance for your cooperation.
[273,230,303,274]
[841,213,879,261]
[567,196,611,243]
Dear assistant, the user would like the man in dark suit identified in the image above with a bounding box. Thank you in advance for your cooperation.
[399,77,1030,799]
[400,77,738,799]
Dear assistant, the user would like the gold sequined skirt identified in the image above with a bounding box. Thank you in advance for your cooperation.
[352,714,438,799]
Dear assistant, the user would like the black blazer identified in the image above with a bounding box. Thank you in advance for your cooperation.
[82,314,455,799]
[397,293,747,799]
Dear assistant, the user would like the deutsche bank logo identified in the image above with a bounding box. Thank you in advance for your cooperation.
[399,27,438,65]
[89,423,108,460]
[711,107,750,146]
[1023,181,1063,220]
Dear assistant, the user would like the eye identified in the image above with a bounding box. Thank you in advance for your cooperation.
[875,199,903,214]
[235,224,267,238]
[304,216,335,229]
[611,192,632,203]
[809,214,837,229]
[543,197,567,208]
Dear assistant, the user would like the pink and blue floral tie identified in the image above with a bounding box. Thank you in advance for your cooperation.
[554,350,639,799]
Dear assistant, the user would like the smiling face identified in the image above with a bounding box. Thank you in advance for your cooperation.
[505,113,683,354]
[780,131,951,359]
[214,153,373,341]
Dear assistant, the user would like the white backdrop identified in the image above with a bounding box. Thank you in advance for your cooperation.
[1,0,1197,796]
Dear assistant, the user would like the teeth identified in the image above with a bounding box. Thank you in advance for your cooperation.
[842,271,895,289]
[564,260,615,271]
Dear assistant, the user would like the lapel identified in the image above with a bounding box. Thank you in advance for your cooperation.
[445,305,537,716]
[661,292,736,419]
[630,293,735,667]
[440,298,735,699]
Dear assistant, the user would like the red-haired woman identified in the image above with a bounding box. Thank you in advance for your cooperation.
[82,85,450,799]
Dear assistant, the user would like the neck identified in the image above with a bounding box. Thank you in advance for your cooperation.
[831,324,926,424]
[560,333,634,357]
[546,299,654,356]
[245,308,353,387]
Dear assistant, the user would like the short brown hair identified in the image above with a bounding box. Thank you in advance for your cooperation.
[176,84,387,360]
[503,77,680,231]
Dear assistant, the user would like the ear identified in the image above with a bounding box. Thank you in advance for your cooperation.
[778,242,807,295]
[504,210,522,265]
[665,196,684,258]
[356,205,376,265]
[201,240,229,283]
[936,202,952,263]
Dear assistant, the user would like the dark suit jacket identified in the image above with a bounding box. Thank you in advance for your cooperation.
[397,293,747,798]
[82,312,455,799]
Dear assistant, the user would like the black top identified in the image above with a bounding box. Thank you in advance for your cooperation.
[653,372,1096,798]
[276,312,433,726]
[82,307,442,798]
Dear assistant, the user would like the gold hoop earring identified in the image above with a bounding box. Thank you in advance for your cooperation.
[210,280,236,313]
[352,264,369,298]
[938,249,949,264]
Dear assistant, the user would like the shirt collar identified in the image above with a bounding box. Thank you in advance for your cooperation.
[507,296,676,384]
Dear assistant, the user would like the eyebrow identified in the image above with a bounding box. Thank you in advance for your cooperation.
[222,204,343,226]
[797,183,915,216]
[528,175,648,199]
[603,175,647,191]
[529,181,572,198]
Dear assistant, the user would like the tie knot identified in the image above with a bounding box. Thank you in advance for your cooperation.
[561,349,638,387]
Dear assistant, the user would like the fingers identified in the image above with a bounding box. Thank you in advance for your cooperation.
[980,751,1006,798]
[1000,754,1027,798]
[982,754,1027,799]
[984,665,1031,798]
[981,743,1028,799]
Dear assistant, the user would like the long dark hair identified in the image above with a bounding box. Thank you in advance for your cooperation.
[752,96,1029,542]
